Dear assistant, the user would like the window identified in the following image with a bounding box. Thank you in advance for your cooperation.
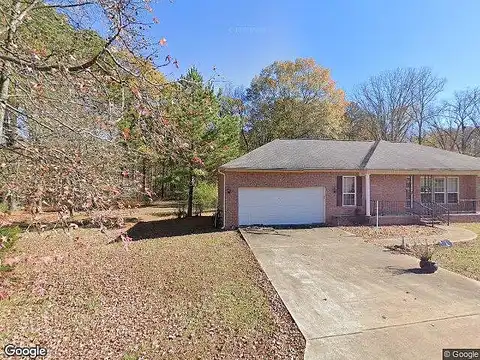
[447,177,459,204]
[434,177,446,203]
[420,176,432,203]
[342,176,356,206]
[421,176,459,204]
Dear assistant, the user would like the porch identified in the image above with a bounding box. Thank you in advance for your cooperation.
[362,173,480,226]
[369,199,480,225]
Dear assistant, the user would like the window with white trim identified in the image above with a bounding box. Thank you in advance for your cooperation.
[342,176,356,206]
[434,177,446,204]
[447,177,459,204]
[421,176,459,204]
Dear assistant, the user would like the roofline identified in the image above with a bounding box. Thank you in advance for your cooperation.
[364,169,480,175]
[219,139,480,172]
[219,168,480,175]
[218,168,362,173]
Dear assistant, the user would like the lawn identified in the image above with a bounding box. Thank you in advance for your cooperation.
[0,218,304,359]
[433,223,480,281]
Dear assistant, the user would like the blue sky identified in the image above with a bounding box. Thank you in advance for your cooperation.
[153,0,480,99]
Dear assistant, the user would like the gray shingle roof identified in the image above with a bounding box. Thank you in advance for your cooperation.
[219,139,480,171]
[220,140,375,170]
[365,141,480,171]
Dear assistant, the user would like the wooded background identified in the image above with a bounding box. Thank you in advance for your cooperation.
[1,0,479,217]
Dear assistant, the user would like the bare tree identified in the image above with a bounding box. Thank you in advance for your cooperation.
[343,102,375,140]
[353,68,418,142]
[409,68,446,144]
[430,88,480,154]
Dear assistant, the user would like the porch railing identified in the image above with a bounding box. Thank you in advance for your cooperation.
[370,200,455,225]
[450,199,479,214]
[416,202,450,226]
[370,200,413,216]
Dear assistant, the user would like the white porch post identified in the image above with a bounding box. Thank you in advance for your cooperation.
[365,173,371,217]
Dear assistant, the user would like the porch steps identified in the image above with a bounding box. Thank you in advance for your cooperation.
[419,217,442,225]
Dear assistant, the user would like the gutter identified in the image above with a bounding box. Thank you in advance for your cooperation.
[218,169,226,229]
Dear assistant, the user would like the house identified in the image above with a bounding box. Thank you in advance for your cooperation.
[217,139,480,229]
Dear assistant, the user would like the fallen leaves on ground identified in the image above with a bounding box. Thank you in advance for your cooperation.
[0,226,304,359]
[341,225,445,240]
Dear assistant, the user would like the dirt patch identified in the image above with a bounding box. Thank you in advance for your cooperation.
[0,223,304,359]
[340,225,445,240]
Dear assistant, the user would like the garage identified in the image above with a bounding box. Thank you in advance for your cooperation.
[238,187,325,226]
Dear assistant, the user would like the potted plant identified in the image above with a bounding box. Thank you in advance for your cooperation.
[414,241,438,273]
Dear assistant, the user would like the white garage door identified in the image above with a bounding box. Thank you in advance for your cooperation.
[238,187,325,226]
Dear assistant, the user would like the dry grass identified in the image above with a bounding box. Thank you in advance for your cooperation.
[0,220,304,359]
[340,225,445,240]
[0,205,179,227]
[433,223,480,281]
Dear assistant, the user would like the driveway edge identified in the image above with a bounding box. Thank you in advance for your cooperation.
[237,228,307,356]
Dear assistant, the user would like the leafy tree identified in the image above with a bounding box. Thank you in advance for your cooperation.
[219,85,249,151]
[0,0,177,216]
[245,58,347,149]
[165,68,241,216]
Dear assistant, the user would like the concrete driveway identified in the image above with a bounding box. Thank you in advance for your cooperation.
[240,227,480,360]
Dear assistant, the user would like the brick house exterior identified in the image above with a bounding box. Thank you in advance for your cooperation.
[218,140,480,229]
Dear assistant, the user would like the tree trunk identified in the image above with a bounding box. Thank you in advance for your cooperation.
[142,157,147,194]
[36,198,43,214]
[241,128,249,152]
[187,172,194,217]
[461,123,467,154]
[160,163,165,199]
[0,0,21,143]
[0,74,11,143]
[6,192,16,213]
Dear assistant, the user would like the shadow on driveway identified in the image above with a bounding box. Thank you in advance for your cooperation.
[384,266,434,275]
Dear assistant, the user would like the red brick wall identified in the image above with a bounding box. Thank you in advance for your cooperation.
[367,215,420,226]
[476,176,480,198]
[370,175,406,203]
[220,171,363,228]
[450,214,480,222]
[460,175,477,199]
[219,171,479,229]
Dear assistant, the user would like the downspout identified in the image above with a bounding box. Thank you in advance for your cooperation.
[218,169,226,229]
